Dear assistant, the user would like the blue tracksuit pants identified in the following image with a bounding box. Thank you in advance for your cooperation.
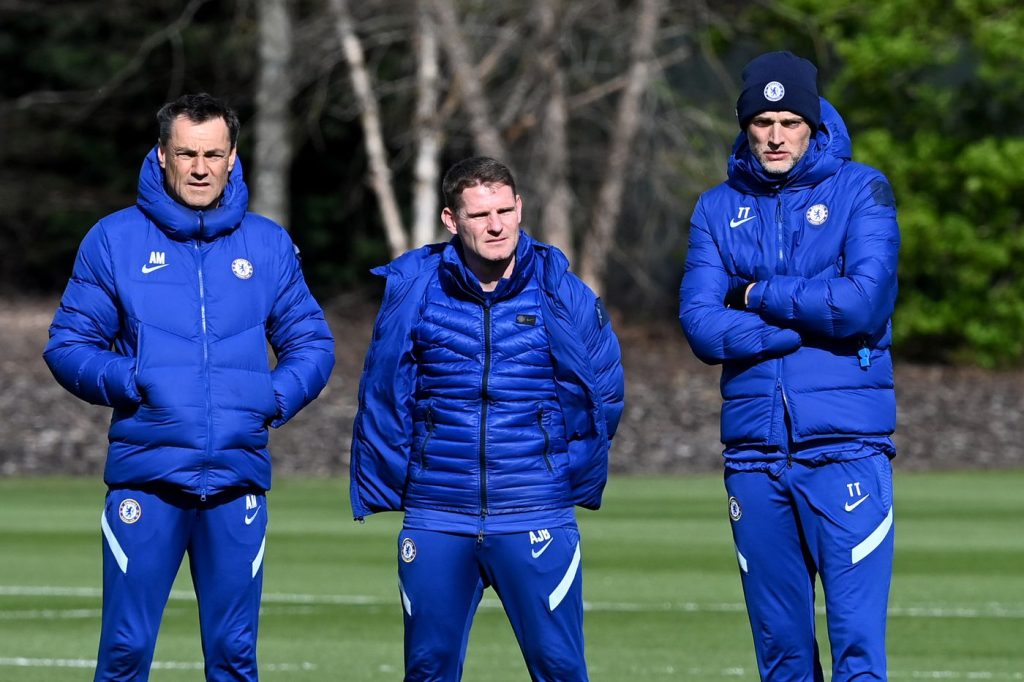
[95,487,268,681]
[724,454,894,682]
[397,526,587,682]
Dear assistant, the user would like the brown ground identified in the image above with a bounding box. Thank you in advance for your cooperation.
[2,298,1021,478]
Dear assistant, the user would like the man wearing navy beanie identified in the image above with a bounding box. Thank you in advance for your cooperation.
[736,51,821,132]
[679,50,901,681]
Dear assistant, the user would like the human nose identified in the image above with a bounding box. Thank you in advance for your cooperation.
[767,124,784,146]
[192,156,208,177]
[486,212,503,232]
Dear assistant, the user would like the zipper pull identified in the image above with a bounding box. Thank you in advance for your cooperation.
[858,344,871,369]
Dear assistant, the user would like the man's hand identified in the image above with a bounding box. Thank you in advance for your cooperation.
[724,282,757,309]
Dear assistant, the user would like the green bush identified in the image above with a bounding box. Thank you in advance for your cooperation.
[760,0,1024,366]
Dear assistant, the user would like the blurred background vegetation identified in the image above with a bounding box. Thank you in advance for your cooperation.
[1,0,1022,366]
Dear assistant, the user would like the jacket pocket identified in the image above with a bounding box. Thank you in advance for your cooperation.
[537,407,553,473]
[418,403,435,469]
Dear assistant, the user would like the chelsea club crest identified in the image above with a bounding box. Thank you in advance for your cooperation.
[401,537,417,563]
[231,258,254,280]
[119,498,142,524]
[728,496,742,522]
[806,203,829,226]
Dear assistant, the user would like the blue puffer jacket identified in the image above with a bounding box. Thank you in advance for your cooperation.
[679,99,899,458]
[43,147,335,497]
[350,232,624,519]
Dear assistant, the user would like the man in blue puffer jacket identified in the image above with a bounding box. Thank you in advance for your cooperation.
[351,157,624,681]
[679,52,900,681]
[43,93,334,681]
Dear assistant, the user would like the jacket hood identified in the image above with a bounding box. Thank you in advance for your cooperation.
[727,97,851,195]
[136,145,249,241]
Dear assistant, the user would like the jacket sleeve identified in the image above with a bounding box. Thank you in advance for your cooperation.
[576,289,624,440]
[746,176,900,339]
[349,269,421,517]
[42,223,142,408]
[265,232,335,427]
[679,200,803,364]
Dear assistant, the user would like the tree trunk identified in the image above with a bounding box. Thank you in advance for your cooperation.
[411,0,442,247]
[251,0,294,228]
[579,0,665,294]
[536,1,573,261]
[329,0,409,257]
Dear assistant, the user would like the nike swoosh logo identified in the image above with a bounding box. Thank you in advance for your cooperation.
[531,538,553,559]
[844,495,870,512]
[729,216,756,228]
[141,263,169,274]
[244,507,261,525]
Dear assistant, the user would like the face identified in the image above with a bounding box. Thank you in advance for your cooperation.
[746,111,812,175]
[157,115,237,210]
[441,182,522,285]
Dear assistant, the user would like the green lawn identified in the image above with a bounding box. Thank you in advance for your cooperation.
[1,471,1022,680]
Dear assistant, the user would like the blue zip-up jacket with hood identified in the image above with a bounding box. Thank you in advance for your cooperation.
[349,232,624,522]
[43,147,335,497]
[679,99,899,462]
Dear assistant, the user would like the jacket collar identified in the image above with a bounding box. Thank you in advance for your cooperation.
[135,145,249,241]
[439,230,539,302]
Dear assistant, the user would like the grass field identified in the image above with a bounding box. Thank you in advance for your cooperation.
[1,471,1022,681]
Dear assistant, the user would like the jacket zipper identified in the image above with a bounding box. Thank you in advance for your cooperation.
[537,407,553,472]
[479,300,492,523]
[775,195,786,273]
[419,404,434,468]
[775,193,792,464]
[194,222,212,501]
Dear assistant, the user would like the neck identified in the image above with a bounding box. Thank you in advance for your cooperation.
[466,253,515,293]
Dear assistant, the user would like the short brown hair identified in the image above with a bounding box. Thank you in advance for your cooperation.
[441,157,517,211]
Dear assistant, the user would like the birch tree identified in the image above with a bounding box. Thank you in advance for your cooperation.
[411,0,443,246]
[328,0,409,256]
[579,0,667,293]
[251,0,295,227]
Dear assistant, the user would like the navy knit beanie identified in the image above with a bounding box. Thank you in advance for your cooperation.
[736,51,820,130]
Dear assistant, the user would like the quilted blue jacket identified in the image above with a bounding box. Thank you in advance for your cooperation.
[679,99,899,457]
[350,232,624,519]
[43,147,335,497]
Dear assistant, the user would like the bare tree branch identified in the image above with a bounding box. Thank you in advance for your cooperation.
[435,25,519,126]
[4,0,211,118]
[580,0,667,293]
[329,0,409,257]
[567,43,691,112]
[428,0,507,159]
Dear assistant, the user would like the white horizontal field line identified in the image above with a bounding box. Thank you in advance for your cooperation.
[3,585,1024,619]
[682,670,1024,681]
[0,608,101,620]
[0,657,316,672]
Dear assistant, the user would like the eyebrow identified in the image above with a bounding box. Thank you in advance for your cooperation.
[172,146,229,155]
[463,206,516,218]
